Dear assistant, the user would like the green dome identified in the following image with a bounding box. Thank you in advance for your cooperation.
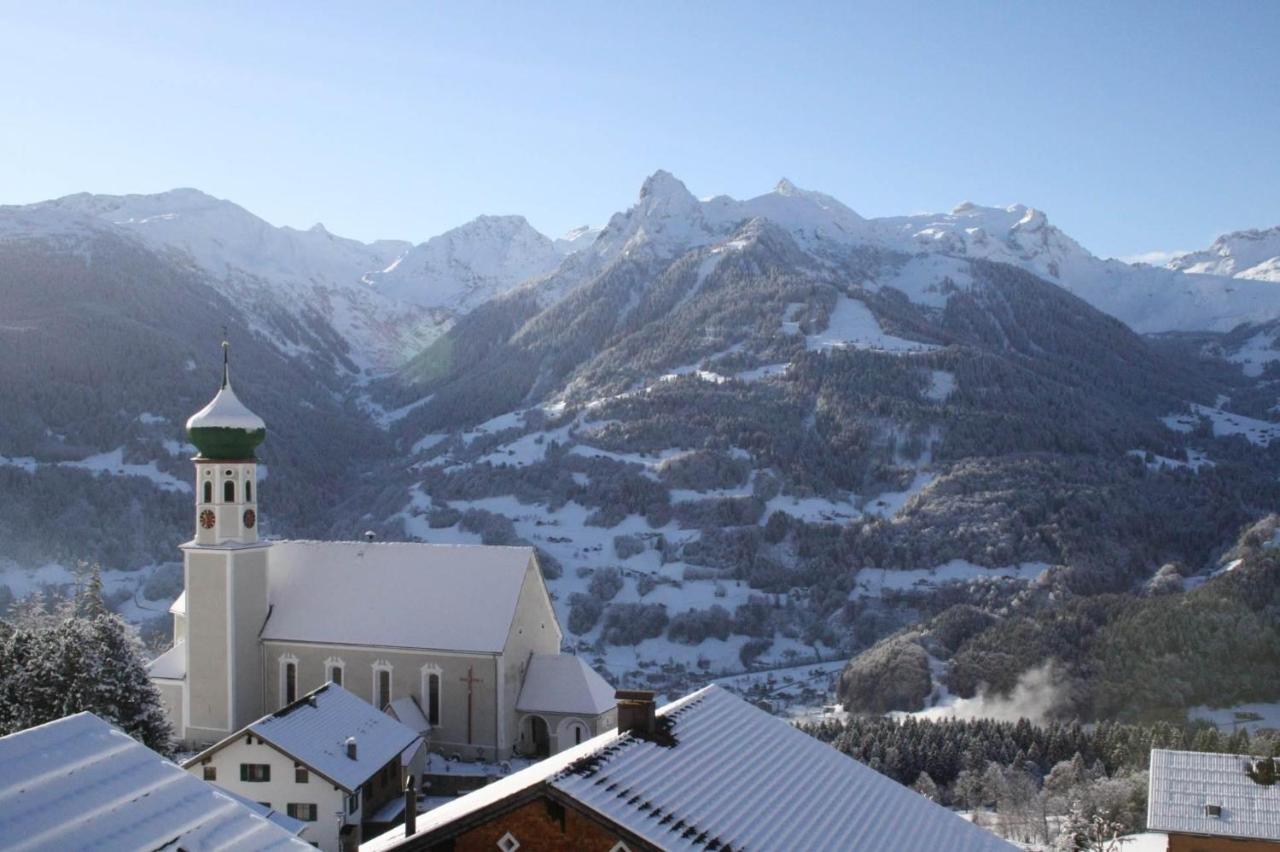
[185,351,266,460]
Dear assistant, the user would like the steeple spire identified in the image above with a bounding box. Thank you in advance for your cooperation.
[221,328,230,390]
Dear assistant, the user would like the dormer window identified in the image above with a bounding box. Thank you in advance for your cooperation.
[1205,803,1222,817]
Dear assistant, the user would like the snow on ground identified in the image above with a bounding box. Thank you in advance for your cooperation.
[1127,448,1214,471]
[763,471,934,523]
[735,362,790,382]
[1162,403,1280,446]
[460,410,525,444]
[0,447,190,492]
[411,433,449,454]
[853,560,1049,600]
[806,297,939,354]
[1188,702,1280,733]
[568,444,688,470]
[1225,328,1280,377]
[869,254,974,309]
[925,369,956,401]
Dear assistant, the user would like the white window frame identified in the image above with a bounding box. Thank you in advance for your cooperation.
[324,656,346,687]
[497,832,520,852]
[420,663,443,726]
[278,653,300,707]
[372,659,393,709]
[608,843,631,852]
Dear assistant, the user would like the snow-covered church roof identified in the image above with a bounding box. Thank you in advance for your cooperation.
[516,654,615,717]
[364,685,1015,851]
[261,540,539,653]
[0,712,309,851]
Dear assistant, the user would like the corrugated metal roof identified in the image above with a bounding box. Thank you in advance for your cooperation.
[147,639,186,680]
[262,540,534,653]
[362,685,1014,851]
[247,683,422,792]
[517,654,616,716]
[0,713,309,852]
[1148,748,1280,841]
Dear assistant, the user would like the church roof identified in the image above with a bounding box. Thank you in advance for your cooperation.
[386,697,431,737]
[0,712,309,851]
[363,685,1015,852]
[147,639,186,680]
[516,654,616,717]
[261,540,536,654]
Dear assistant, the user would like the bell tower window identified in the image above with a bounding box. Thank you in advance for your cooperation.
[224,480,235,502]
[245,480,252,502]
[203,481,213,503]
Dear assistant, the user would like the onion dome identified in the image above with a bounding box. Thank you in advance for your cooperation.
[185,341,266,460]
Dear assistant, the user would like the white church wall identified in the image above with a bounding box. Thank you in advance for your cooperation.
[154,680,184,742]
[187,736,347,852]
[262,642,504,761]
[184,550,231,742]
[501,561,565,753]
[231,547,268,731]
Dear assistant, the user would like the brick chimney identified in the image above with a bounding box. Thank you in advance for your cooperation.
[345,736,357,760]
[616,690,656,738]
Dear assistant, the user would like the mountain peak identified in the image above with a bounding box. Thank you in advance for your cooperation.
[639,170,695,204]
[774,178,799,196]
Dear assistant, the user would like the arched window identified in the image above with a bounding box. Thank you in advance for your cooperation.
[224,480,235,502]
[279,655,299,707]
[203,481,213,503]
[325,657,345,687]
[427,672,441,725]
[373,661,393,710]
[245,480,252,502]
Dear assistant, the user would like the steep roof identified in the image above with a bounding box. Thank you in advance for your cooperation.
[262,540,535,653]
[190,683,422,793]
[386,697,430,737]
[363,685,1014,852]
[147,639,186,680]
[0,713,308,852]
[517,654,616,717]
[1148,748,1280,842]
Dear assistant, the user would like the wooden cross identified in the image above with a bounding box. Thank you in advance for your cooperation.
[459,666,483,745]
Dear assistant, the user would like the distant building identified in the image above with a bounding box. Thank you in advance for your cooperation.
[1148,748,1280,851]
[148,342,616,761]
[362,685,1016,852]
[0,712,310,851]
[184,682,425,852]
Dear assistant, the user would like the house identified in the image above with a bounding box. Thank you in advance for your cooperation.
[184,682,426,852]
[0,712,310,851]
[362,685,1016,852]
[1148,748,1280,851]
[149,342,617,761]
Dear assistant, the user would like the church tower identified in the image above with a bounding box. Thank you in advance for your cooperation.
[179,340,271,746]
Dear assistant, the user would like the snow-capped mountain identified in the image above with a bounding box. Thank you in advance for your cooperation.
[367,214,563,311]
[1169,225,1280,282]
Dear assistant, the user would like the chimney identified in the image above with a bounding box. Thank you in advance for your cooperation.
[616,689,656,738]
[346,736,357,760]
[403,776,417,837]
[364,530,377,542]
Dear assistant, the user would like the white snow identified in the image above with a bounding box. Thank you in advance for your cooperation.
[735,362,790,382]
[853,560,1048,600]
[1187,702,1280,733]
[1161,404,1280,447]
[806,297,938,354]
[1170,226,1280,282]
[185,383,265,432]
[1224,328,1280,377]
[926,370,957,401]
[0,448,190,493]
[1127,448,1214,472]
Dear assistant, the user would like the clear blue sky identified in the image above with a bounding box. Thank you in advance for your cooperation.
[1,1,1276,260]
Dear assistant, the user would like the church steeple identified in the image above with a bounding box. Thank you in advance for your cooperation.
[186,338,264,545]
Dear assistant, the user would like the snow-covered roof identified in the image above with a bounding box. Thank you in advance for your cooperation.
[192,683,422,793]
[386,697,430,736]
[169,589,186,615]
[262,540,536,653]
[0,712,308,851]
[363,685,1014,851]
[147,639,186,680]
[220,786,309,836]
[516,654,615,717]
[1148,748,1280,842]
[185,381,265,431]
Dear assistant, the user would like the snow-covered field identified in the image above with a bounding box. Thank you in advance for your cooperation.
[1162,403,1280,447]
[0,447,190,493]
[852,560,1049,600]
[1188,701,1280,733]
[806,297,939,354]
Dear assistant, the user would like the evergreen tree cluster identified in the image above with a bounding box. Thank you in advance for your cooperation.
[0,566,172,756]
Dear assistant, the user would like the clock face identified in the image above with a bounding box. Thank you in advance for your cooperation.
[199,509,216,530]
[243,508,256,529]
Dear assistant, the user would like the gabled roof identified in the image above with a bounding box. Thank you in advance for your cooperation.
[147,639,186,680]
[363,685,1014,852]
[189,683,422,793]
[517,654,616,717]
[1148,748,1280,842]
[386,697,430,737]
[0,712,308,851]
[169,589,186,615]
[262,540,535,653]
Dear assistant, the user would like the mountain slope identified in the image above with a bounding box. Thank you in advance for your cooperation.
[1170,225,1280,282]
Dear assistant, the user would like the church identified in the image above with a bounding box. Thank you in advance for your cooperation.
[149,344,616,761]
